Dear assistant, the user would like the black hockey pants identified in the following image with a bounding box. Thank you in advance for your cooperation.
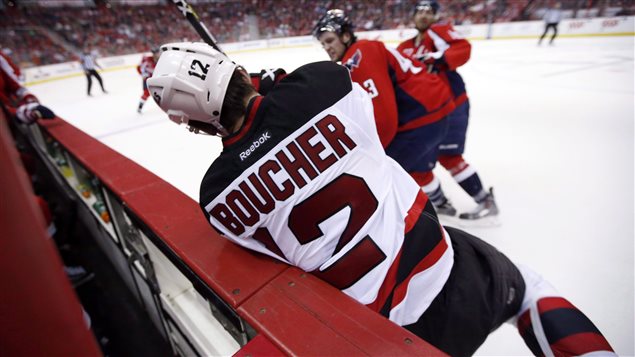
[404,227,526,357]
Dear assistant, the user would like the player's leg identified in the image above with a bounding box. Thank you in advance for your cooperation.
[513,265,615,356]
[92,70,106,92]
[404,227,525,356]
[412,171,456,216]
[439,100,498,220]
[138,81,150,113]
[85,72,93,96]
[386,117,454,216]
[549,24,558,44]
[539,24,549,44]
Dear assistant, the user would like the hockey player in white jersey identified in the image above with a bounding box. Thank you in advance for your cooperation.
[147,42,615,356]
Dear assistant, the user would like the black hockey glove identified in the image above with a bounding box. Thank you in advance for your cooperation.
[16,103,56,124]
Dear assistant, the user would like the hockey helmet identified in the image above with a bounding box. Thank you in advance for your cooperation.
[414,0,440,15]
[313,9,355,39]
[146,42,236,136]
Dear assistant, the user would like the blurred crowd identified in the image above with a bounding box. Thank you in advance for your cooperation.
[0,0,632,68]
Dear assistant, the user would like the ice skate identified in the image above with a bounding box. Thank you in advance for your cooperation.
[459,187,499,220]
[433,198,457,217]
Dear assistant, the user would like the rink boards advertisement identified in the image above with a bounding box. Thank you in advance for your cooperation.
[23,16,634,85]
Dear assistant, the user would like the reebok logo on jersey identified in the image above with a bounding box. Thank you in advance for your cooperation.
[240,131,271,161]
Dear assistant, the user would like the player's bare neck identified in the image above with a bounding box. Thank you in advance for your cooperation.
[229,92,260,134]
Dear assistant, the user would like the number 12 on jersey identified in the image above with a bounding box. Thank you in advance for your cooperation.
[253,174,386,289]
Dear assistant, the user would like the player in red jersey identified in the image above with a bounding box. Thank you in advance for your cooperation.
[148,42,615,357]
[397,0,498,220]
[313,10,456,209]
[137,49,159,113]
[0,52,54,125]
[0,50,22,83]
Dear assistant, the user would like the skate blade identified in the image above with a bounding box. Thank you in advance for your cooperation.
[456,215,501,228]
[437,214,463,228]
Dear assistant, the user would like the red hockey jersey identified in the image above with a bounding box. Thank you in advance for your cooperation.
[0,52,21,83]
[341,40,454,148]
[397,22,471,106]
[137,54,156,79]
[0,58,34,113]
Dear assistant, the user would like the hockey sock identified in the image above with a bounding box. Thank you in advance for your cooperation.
[439,155,487,202]
[517,297,614,356]
[514,265,615,357]
[417,174,447,206]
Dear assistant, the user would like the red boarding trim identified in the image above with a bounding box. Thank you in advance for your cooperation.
[223,95,263,147]
[237,268,445,356]
[537,297,577,314]
[551,332,614,356]
[233,334,284,357]
[0,114,101,356]
[40,116,286,308]
[391,228,448,309]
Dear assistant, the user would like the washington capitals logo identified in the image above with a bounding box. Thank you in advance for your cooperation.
[344,49,363,71]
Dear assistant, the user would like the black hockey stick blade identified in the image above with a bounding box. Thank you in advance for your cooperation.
[170,0,225,54]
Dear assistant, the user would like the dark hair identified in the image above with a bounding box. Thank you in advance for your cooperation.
[220,68,254,131]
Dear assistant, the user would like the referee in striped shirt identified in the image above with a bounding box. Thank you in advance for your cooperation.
[80,48,107,96]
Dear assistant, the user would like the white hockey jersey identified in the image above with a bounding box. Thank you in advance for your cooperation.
[200,61,453,325]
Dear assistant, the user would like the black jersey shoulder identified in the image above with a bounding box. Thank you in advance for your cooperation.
[249,68,287,96]
[200,61,353,210]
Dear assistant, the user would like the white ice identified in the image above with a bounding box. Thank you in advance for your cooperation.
[27,36,634,356]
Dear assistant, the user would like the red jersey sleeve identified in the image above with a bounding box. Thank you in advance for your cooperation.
[343,41,398,148]
[0,66,23,105]
[428,23,471,70]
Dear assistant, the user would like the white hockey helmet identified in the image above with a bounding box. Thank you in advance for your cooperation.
[147,42,237,136]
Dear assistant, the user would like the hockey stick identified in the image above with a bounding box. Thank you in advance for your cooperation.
[169,0,225,54]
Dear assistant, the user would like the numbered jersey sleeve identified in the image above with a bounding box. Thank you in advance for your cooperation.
[341,40,398,148]
[199,60,453,326]
[343,40,454,135]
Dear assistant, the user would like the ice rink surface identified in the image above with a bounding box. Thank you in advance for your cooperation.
[28,36,634,355]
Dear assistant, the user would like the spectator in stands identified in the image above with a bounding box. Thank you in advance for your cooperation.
[539,2,563,45]
[80,47,107,96]
[0,0,626,67]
